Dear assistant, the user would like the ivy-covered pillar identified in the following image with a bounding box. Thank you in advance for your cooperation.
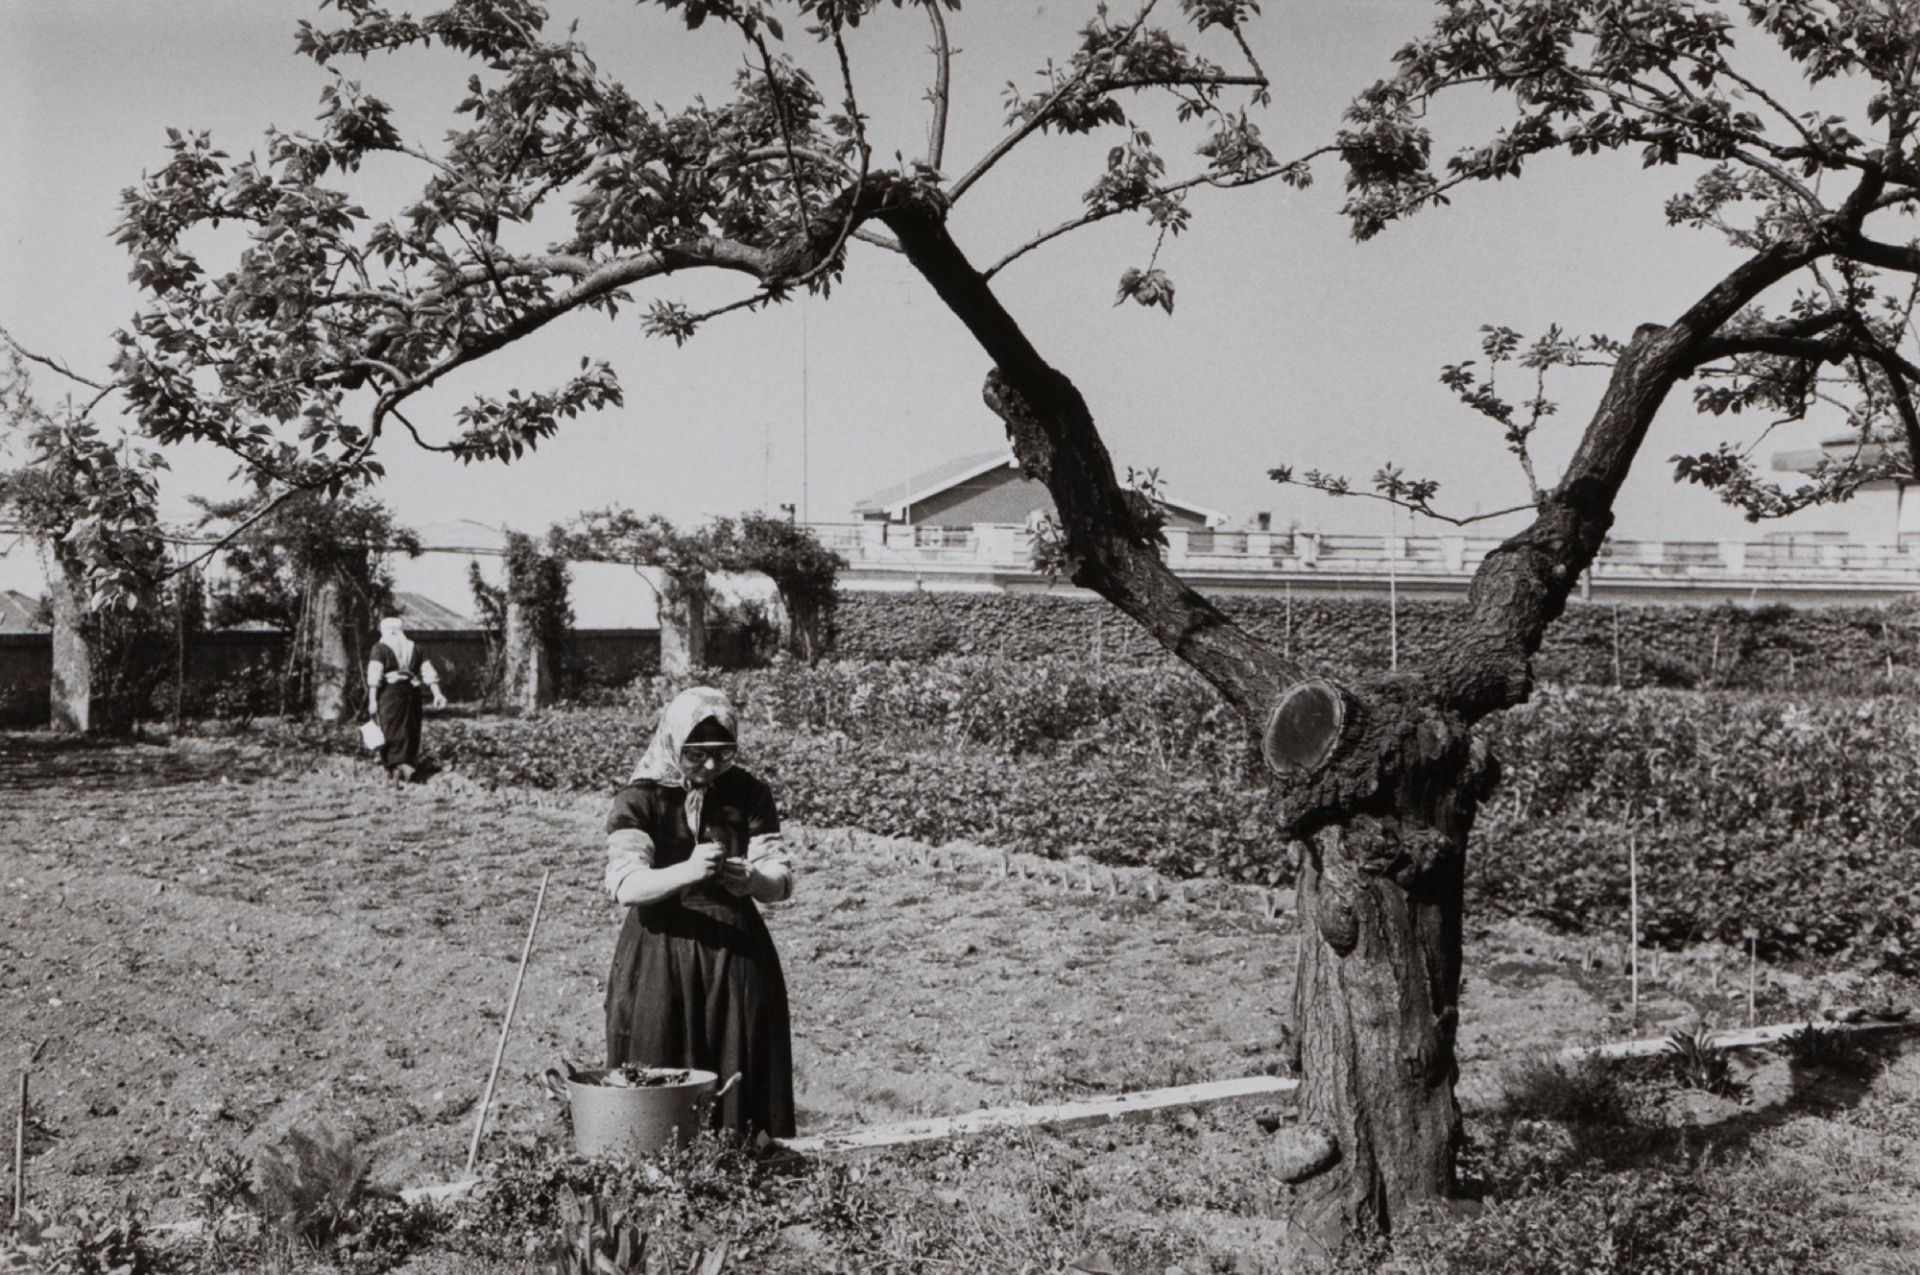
[503,598,555,712]
[309,577,354,723]
[659,572,707,676]
[46,564,92,734]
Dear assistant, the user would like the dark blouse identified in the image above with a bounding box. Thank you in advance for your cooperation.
[606,768,781,867]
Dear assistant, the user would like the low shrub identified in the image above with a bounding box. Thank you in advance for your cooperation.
[1369,1165,1849,1275]
[30,1200,162,1275]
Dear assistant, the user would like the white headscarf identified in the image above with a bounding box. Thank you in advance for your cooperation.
[377,616,415,670]
[629,686,739,840]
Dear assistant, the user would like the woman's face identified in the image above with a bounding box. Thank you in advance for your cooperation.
[677,742,737,788]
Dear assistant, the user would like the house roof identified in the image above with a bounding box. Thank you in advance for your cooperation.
[1771,431,1911,475]
[0,590,43,632]
[393,591,473,629]
[849,449,1230,527]
[850,450,1011,518]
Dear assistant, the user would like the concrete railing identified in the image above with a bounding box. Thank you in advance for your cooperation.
[807,522,1920,599]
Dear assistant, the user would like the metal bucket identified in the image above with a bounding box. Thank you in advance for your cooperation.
[542,1067,739,1158]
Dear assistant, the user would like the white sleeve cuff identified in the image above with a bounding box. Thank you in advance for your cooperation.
[747,832,793,901]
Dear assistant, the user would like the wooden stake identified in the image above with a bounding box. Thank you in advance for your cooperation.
[1628,833,1640,1028]
[1747,932,1758,1028]
[466,868,551,1180]
[1386,517,1399,673]
[13,1072,25,1224]
[1284,580,1292,661]
[1613,603,1623,688]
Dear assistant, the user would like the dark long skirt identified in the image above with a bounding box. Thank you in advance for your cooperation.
[375,683,422,770]
[605,889,795,1140]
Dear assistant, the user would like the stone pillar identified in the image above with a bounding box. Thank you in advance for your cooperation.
[660,573,708,675]
[47,567,91,734]
[503,599,555,712]
[1720,541,1748,572]
[1298,533,1321,569]
[1442,536,1467,572]
[309,578,353,723]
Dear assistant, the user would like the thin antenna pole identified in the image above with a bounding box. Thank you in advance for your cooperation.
[800,299,811,523]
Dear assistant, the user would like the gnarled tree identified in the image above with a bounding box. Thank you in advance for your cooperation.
[92,0,1920,1255]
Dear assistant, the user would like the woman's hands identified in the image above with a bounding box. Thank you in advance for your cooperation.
[681,842,727,889]
[718,856,755,897]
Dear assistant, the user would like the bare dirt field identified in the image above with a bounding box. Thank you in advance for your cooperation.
[3,729,1917,1270]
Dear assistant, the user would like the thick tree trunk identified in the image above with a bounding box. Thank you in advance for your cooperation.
[47,565,92,735]
[1287,829,1462,1247]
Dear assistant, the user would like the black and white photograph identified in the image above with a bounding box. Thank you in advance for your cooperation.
[3,1,1919,1270]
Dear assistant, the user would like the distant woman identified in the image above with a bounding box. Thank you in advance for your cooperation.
[366,615,445,780]
[603,686,795,1141]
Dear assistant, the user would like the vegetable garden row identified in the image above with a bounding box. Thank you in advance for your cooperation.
[272,655,1920,971]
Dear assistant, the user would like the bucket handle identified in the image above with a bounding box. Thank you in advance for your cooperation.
[698,1072,743,1121]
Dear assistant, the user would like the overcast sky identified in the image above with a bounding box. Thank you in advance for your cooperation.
[1,0,1901,583]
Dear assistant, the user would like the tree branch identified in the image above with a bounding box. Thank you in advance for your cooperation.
[946,0,1166,204]
[923,0,951,174]
[1437,233,1826,721]
[874,180,1298,720]
[0,327,110,394]
[983,152,1327,281]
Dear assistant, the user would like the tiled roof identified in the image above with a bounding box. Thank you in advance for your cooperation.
[0,590,44,632]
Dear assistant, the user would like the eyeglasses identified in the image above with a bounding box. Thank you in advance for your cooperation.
[679,744,737,768]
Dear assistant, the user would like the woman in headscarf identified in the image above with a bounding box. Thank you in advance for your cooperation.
[366,616,445,780]
[603,686,795,1140]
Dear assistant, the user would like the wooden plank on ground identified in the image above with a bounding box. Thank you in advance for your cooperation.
[780,1074,1299,1158]
[1556,1017,1916,1063]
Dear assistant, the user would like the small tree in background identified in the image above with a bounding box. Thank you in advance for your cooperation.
[0,351,171,733]
[192,488,420,719]
[713,512,844,663]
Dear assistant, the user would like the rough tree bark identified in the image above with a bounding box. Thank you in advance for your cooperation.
[874,175,1834,1250]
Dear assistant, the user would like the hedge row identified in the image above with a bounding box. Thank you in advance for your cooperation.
[829,591,1920,692]
[279,658,1920,968]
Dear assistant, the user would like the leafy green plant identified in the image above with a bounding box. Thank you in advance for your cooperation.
[541,1189,649,1275]
[252,1125,383,1248]
[35,1199,159,1275]
[1779,1023,1872,1075]
[188,1137,257,1260]
[1664,1031,1743,1100]
[1499,1053,1631,1128]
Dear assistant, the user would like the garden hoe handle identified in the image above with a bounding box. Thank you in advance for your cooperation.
[464,868,551,1181]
